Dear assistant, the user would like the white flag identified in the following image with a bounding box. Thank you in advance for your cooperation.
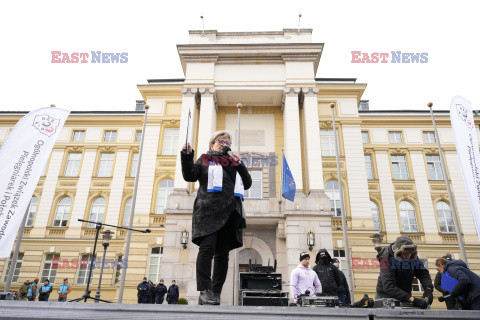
[450,96,480,241]
[0,107,70,258]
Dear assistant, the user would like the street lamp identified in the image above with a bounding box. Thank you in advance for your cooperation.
[181,230,189,249]
[94,229,114,303]
[369,233,384,253]
[307,231,315,251]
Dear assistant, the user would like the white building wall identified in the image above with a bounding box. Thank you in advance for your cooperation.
[370,128,388,144]
[343,125,370,218]
[404,128,422,144]
[375,151,400,233]
[104,150,129,226]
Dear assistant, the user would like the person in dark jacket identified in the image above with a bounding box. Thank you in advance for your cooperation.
[19,280,31,301]
[375,236,434,309]
[166,280,179,304]
[332,258,351,306]
[434,254,456,309]
[436,257,480,310]
[313,249,343,297]
[181,131,252,305]
[147,280,155,304]
[137,277,150,304]
[155,279,168,304]
[38,279,52,301]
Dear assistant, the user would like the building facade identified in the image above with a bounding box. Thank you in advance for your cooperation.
[0,29,479,307]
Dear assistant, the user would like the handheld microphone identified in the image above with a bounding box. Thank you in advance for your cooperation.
[222,146,241,164]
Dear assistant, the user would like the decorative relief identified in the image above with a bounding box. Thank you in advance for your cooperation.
[320,121,333,129]
[125,181,135,188]
[92,182,111,187]
[394,192,417,202]
[394,185,414,190]
[431,185,447,191]
[88,190,110,198]
[158,161,176,167]
[368,184,379,190]
[98,145,116,153]
[59,181,77,187]
[54,190,76,199]
[369,192,382,203]
[65,145,84,153]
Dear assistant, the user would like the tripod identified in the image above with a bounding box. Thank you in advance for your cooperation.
[69,219,150,303]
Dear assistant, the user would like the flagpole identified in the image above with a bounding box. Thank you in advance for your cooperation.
[118,104,149,303]
[330,103,354,301]
[4,208,28,292]
[281,148,284,199]
[233,103,242,306]
[428,102,468,265]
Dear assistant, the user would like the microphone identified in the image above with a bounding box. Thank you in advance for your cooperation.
[222,146,241,164]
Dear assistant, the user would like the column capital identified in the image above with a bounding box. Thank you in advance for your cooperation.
[302,87,319,97]
[283,87,301,96]
[181,87,196,97]
[199,87,216,97]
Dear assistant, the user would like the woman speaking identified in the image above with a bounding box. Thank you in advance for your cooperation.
[181,130,252,305]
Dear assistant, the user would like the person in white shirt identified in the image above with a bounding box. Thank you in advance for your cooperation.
[290,252,323,304]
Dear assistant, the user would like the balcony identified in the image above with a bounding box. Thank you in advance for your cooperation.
[46,227,67,237]
[149,214,167,227]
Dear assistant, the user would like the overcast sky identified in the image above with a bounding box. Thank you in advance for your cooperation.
[1,0,479,112]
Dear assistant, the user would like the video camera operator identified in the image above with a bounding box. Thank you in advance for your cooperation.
[375,236,433,309]
[290,252,322,305]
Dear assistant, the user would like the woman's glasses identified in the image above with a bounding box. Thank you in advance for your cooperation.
[217,139,232,146]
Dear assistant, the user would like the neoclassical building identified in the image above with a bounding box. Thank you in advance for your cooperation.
[0,29,479,307]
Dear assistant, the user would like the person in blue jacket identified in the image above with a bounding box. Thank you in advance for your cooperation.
[436,257,480,310]
[26,278,39,301]
[38,279,53,301]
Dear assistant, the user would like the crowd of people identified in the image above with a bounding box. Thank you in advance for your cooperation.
[17,278,71,301]
[291,235,480,310]
[137,277,179,304]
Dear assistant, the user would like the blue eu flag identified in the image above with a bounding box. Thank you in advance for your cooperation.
[282,154,296,202]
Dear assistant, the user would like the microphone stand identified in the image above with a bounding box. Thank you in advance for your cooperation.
[68,219,150,303]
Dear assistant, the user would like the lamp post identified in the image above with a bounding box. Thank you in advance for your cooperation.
[369,233,384,253]
[180,230,189,249]
[94,230,114,303]
[307,231,315,251]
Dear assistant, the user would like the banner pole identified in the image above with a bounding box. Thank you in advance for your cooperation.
[330,103,354,302]
[118,105,149,303]
[4,208,28,292]
[428,102,468,265]
[233,103,242,306]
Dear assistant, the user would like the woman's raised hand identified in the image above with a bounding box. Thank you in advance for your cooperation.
[182,142,192,154]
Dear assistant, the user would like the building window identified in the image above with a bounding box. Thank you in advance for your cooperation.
[136,130,142,142]
[245,170,262,198]
[97,153,114,177]
[147,247,163,283]
[77,254,94,285]
[437,201,455,233]
[426,155,443,180]
[72,130,85,142]
[389,131,403,143]
[321,129,336,157]
[162,128,179,155]
[41,253,60,283]
[399,201,418,232]
[130,153,139,177]
[114,255,124,284]
[371,201,381,231]
[325,180,342,217]
[122,198,132,227]
[155,179,174,214]
[88,198,106,228]
[64,153,82,177]
[391,155,409,180]
[3,253,24,282]
[365,155,374,180]
[412,278,423,293]
[333,250,347,274]
[362,131,370,143]
[26,196,38,227]
[104,130,117,142]
[53,197,71,227]
[423,131,436,143]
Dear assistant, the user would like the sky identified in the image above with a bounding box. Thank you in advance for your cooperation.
[0,0,479,112]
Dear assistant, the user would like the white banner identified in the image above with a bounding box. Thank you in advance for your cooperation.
[0,107,70,258]
[450,96,480,241]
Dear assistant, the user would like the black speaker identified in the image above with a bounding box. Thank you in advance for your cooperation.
[240,272,282,290]
[241,291,289,306]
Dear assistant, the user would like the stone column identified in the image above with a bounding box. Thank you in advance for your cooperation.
[302,87,323,193]
[196,88,217,154]
[283,87,303,192]
[173,88,198,193]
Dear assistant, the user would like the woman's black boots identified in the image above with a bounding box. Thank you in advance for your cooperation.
[198,290,220,305]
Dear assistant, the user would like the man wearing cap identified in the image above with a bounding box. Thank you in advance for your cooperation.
[290,252,322,304]
[155,279,168,304]
[375,236,434,309]
[332,258,351,306]
[167,280,179,304]
[58,278,71,302]
[137,277,150,304]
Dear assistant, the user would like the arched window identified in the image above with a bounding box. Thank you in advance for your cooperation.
[155,179,174,214]
[147,247,164,283]
[325,181,341,217]
[437,201,455,233]
[53,197,71,227]
[399,201,418,232]
[371,201,381,231]
[26,196,38,227]
[122,198,132,227]
[88,197,106,228]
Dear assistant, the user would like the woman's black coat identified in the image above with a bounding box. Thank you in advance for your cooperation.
[181,149,252,249]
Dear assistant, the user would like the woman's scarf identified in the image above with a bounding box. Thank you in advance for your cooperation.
[206,150,244,199]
